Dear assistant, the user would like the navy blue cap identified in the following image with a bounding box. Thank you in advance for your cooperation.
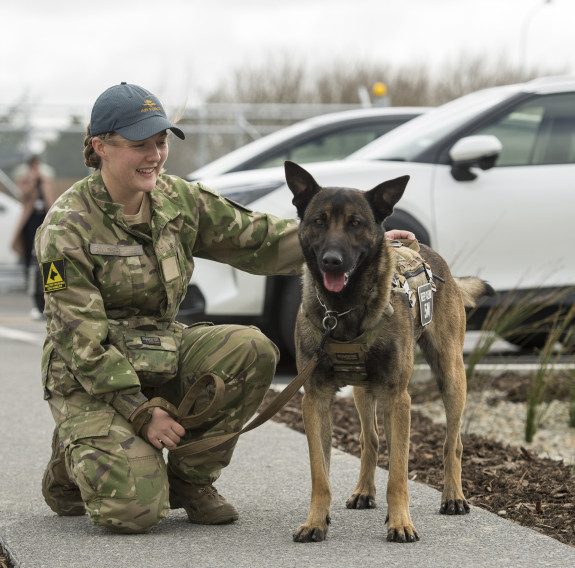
[89,83,185,141]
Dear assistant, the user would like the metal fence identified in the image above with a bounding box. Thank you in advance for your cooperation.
[0,102,365,187]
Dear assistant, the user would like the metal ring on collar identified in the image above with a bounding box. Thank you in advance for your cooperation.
[322,314,338,331]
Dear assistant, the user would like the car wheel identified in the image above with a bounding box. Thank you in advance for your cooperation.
[279,276,301,361]
[504,303,575,352]
[383,209,430,246]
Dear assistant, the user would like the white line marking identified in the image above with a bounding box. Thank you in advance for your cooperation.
[0,326,45,346]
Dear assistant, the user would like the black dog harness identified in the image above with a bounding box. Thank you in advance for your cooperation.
[304,240,438,384]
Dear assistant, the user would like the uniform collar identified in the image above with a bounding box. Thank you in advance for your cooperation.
[88,171,182,229]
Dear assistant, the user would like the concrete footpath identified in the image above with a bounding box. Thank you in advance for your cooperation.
[1,291,575,567]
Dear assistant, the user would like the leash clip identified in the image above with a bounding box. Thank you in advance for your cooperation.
[314,288,354,354]
[316,289,353,330]
[317,313,337,354]
[322,312,338,332]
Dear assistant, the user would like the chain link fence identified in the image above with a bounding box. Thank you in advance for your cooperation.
[0,102,364,196]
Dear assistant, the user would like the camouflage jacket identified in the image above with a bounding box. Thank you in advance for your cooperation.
[35,172,301,420]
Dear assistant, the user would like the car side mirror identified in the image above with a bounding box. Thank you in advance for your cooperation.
[449,135,502,181]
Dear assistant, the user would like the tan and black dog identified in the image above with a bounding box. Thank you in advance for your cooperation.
[285,161,494,544]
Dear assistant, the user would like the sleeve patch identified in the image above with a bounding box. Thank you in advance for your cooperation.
[41,259,67,293]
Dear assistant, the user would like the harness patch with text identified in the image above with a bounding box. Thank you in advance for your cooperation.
[41,259,67,293]
[336,352,360,362]
[418,283,433,326]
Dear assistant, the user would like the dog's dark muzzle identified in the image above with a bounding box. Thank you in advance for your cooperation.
[319,249,348,293]
[321,250,344,271]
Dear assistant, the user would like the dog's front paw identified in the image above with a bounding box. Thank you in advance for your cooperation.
[293,517,330,543]
[385,514,419,543]
[386,524,420,543]
[346,492,376,509]
[440,498,470,515]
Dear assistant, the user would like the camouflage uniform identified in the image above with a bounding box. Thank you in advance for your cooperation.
[35,172,301,533]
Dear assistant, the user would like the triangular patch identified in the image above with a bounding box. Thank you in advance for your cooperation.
[42,259,67,293]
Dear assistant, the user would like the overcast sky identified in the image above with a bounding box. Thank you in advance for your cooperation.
[2,0,573,111]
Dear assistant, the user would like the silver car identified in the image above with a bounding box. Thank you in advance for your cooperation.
[187,106,428,180]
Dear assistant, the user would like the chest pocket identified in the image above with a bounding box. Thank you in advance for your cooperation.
[90,243,147,308]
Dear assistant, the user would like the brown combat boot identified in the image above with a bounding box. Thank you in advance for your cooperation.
[42,428,85,516]
[169,472,239,525]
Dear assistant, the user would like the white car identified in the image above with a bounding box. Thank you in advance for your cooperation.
[180,76,575,355]
[187,106,428,180]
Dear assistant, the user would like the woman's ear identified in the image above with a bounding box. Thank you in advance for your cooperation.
[91,136,107,161]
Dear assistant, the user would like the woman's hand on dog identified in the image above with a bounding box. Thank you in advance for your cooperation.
[385,230,415,240]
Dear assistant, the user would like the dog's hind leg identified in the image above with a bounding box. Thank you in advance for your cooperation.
[293,389,335,543]
[419,333,470,515]
[346,386,378,509]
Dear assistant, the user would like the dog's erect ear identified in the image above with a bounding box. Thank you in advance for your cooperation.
[284,161,322,219]
[365,175,410,224]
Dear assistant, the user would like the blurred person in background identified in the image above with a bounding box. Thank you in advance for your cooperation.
[11,155,56,317]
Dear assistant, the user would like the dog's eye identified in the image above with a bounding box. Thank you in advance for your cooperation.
[314,218,324,226]
[350,219,361,228]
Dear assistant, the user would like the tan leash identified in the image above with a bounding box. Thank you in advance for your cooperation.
[169,353,319,457]
[130,373,227,436]
[131,352,320,457]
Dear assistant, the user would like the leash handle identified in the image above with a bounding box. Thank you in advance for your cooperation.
[169,352,319,457]
[177,373,226,429]
[131,374,227,435]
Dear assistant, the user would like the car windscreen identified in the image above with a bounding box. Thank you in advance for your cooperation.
[347,86,518,163]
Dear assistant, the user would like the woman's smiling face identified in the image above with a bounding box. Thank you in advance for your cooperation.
[93,131,169,209]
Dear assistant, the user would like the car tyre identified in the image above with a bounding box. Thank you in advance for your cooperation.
[279,276,301,361]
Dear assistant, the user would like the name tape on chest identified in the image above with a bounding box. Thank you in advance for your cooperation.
[90,243,144,256]
[41,259,67,293]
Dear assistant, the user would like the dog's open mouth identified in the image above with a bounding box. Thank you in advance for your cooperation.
[323,271,349,293]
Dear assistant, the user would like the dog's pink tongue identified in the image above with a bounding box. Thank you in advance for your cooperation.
[323,272,346,293]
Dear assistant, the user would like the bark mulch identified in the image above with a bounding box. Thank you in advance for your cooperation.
[262,376,575,548]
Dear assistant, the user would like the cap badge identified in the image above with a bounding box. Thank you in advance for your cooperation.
[141,99,162,113]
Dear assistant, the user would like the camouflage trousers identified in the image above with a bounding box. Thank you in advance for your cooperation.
[45,323,278,533]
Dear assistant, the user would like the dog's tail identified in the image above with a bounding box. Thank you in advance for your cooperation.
[454,277,496,308]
